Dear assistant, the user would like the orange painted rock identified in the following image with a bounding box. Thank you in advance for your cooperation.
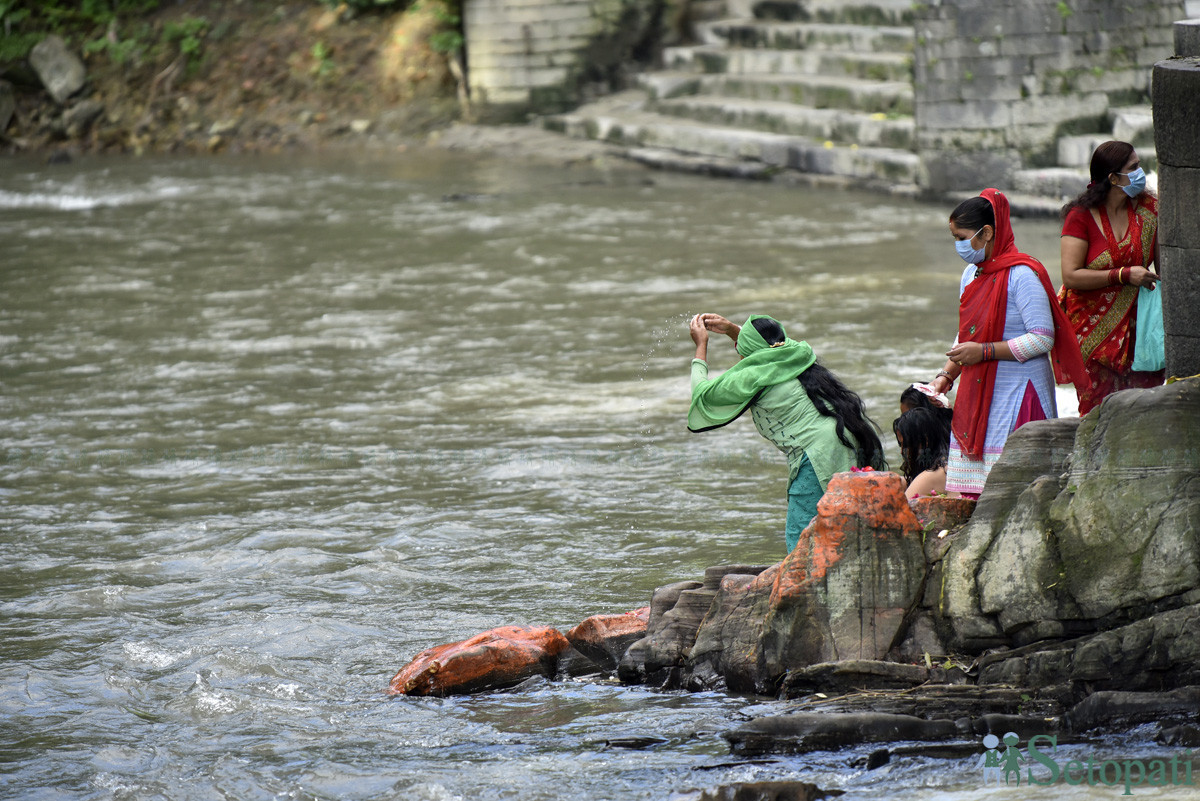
[683,471,927,693]
[909,495,977,540]
[565,607,650,673]
[772,471,926,663]
[388,625,570,697]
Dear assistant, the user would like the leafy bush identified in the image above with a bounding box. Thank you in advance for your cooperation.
[0,0,160,62]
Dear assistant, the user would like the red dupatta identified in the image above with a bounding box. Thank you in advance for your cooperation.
[952,189,1089,459]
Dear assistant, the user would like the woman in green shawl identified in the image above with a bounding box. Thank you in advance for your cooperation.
[688,313,886,551]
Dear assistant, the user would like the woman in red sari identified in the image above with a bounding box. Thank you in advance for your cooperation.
[1059,141,1163,415]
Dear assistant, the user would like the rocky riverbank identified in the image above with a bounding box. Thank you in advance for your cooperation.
[389,377,1200,770]
[0,0,637,170]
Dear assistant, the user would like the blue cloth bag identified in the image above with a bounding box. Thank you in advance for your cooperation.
[1131,285,1165,372]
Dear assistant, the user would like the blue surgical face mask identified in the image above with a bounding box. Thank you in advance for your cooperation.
[955,228,987,264]
[1120,167,1147,198]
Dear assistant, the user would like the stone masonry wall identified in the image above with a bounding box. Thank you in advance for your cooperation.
[1154,21,1200,379]
[913,0,1186,194]
[463,0,660,120]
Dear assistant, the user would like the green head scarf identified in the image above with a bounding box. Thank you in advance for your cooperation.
[688,314,816,432]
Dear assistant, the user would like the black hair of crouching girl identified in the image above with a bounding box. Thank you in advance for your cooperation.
[893,407,953,499]
[750,318,888,471]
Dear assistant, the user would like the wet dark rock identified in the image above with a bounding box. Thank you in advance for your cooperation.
[556,645,604,677]
[670,780,843,801]
[602,735,669,750]
[618,579,703,687]
[0,80,14,135]
[29,35,86,104]
[779,660,934,697]
[1066,687,1200,733]
[725,712,959,756]
[970,713,1062,739]
[972,602,1200,693]
[1158,724,1200,748]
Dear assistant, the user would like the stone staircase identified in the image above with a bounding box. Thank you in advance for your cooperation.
[1009,106,1159,205]
[540,0,1161,209]
[543,0,923,193]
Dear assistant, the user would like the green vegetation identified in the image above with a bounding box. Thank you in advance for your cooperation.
[1,0,463,69]
[162,15,209,74]
[422,0,463,55]
[310,39,335,79]
[1,0,159,61]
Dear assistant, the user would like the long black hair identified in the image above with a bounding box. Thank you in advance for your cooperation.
[749,317,887,470]
[892,408,950,484]
[799,364,887,470]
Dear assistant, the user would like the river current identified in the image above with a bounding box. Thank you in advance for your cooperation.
[2,149,1185,800]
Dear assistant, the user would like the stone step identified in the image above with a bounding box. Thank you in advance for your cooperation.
[748,0,918,26]
[1108,105,1155,148]
[662,44,912,82]
[544,99,921,185]
[652,95,915,149]
[1058,135,1157,170]
[1012,163,1161,203]
[945,189,1066,219]
[640,71,913,115]
[697,19,913,53]
[1010,167,1090,201]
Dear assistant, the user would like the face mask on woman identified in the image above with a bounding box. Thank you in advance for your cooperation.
[955,228,987,264]
[1120,167,1147,198]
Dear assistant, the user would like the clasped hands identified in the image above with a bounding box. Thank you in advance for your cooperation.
[689,313,739,346]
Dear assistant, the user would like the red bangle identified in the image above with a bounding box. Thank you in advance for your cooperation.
[1108,268,1121,285]
[1122,267,1133,284]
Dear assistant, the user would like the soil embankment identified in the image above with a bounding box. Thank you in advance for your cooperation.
[0,0,584,161]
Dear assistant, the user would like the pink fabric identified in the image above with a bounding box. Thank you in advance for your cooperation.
[1014,381,1047,429]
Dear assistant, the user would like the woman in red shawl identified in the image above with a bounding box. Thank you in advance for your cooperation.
[928,189,1088,497]
[1059,141,1163,414]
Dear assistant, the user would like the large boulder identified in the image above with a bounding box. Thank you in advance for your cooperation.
[684,471,927,693]
[29,35,86,104]
[388,625,569,696]
[1049,380,1200,623]
[940,379,1200,654]
[939,417,1083,650]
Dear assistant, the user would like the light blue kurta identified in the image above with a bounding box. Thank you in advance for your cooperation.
[946,264,1058,495]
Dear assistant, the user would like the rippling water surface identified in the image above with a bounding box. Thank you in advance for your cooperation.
[2,149,1147,801]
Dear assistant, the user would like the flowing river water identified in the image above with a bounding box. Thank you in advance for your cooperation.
[2,150,1185,801]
